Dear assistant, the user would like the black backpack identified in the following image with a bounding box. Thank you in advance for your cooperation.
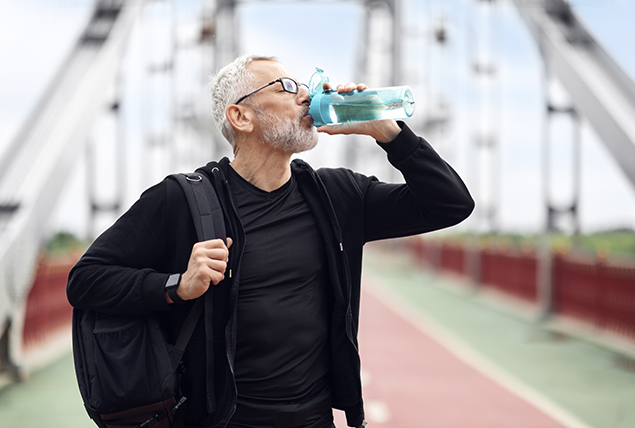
[71,172,225,428]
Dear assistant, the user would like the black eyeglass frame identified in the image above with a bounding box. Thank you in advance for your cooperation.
[234,77,307,105]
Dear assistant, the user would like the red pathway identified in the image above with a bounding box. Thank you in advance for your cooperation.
[333,287,568,428]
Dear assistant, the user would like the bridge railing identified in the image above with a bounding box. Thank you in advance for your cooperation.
[406,237,635,343]
[22,255,77,353]
[12,237,635,366]
[481,247,539,304]
[553,253,635,342]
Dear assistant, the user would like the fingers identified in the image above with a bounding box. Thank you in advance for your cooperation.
[180,238,232,300]
[193,238,230,274]
[337,82,368,93]
[322,81,368,93]
[195,238,230,258]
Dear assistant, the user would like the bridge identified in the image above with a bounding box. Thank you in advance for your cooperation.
[1,0,634,427]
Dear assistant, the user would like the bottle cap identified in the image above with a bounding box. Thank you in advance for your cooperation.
[308,68,332,126]
[308,68,329,98]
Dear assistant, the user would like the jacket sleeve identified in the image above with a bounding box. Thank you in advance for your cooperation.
[66,179,185,315]
[361,121,474,242]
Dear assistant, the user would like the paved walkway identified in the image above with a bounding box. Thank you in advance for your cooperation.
[2,244,635,428]
[342,288,567,428]
[344,245,635,428]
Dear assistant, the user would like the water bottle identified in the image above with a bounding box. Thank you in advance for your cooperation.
[307,68,416,127]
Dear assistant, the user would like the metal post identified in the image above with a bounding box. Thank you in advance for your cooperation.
[114,69,126,218]
[86,71,126,240]
[390,0,401,86]
[214,0,237,70]
[538,66,554,319]
[169,0,178,172]
[466,237,482,289]
[537,232,554,320]
[538,68,581,319]
[572,110,582,240]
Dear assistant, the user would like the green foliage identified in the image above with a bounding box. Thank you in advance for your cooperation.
[442,230,635,259]
[578,230,635,258]
[45,231,86,256]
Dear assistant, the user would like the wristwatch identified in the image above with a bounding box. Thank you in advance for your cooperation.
[165,273,185,304]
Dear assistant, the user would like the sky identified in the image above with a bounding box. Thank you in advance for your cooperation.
[1,0,635,239]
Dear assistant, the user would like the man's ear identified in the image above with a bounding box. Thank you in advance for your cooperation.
[226,104,254,134]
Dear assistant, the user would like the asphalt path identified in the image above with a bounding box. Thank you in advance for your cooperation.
[333,286,567,427]
[346,245,635,428]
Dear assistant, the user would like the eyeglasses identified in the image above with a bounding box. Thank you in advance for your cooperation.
[235,77,307,104]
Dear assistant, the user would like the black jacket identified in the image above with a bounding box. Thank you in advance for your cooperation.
[67,122,474,427]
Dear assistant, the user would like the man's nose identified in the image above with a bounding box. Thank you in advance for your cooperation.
[298,83,310,103]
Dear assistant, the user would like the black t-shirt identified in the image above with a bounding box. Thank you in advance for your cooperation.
[227,166,332,427]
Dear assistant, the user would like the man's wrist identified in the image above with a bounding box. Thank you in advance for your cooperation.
[373,120,402,143]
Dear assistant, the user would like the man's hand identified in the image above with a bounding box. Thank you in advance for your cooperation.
[175,238,232,302]
[316,82,402,143]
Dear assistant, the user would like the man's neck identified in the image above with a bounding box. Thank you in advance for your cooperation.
[230,142,292,192]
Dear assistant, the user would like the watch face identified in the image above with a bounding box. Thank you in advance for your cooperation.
[166,274,180,289]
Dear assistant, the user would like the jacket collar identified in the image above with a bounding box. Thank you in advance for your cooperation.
[198,157,344,245]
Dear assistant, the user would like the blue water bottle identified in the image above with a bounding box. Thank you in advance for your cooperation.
[307,68,416,127]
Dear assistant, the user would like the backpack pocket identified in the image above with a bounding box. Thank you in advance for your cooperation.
[91,314,184,415]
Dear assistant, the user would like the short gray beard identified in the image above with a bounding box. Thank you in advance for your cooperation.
[256,109,318,154]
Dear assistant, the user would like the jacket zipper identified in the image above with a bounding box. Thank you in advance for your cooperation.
[209,166,243,426]
[305,165,358,351]
[303,164,363,407]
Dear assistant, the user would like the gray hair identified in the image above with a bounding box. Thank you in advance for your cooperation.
[209,54,278,147]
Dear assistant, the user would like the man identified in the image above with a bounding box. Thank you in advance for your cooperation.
[67,54,474,428]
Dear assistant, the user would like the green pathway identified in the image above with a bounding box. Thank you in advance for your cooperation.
[363,246,635,428]
[0,351,92,428]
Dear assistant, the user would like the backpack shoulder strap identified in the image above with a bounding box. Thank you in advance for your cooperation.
[169,171,224,412]
[169,172,226,243]
[168,172,225,351]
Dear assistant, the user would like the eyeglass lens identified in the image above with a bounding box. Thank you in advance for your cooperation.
[281,78,298,93]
